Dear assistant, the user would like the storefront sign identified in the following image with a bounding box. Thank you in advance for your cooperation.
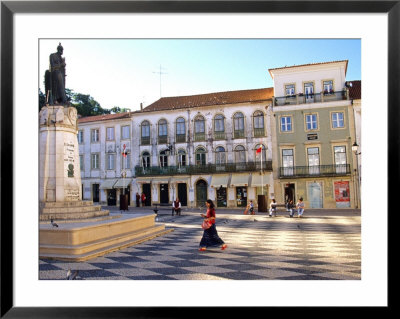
[307,133,318,140]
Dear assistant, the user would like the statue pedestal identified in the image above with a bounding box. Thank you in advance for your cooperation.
[38,105,171,261]
[39,105,82,204]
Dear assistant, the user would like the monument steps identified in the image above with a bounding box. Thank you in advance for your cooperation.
[39,209,110,221]
[40,225,173,262]
[39,213,173,261]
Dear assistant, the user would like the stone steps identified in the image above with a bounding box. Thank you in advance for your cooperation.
[39,214,173,261]
[39,200,110,221]
[40,226,173,262]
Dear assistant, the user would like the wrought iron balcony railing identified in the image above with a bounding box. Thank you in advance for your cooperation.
[274,90,348,107]
[175,134,186,143]
[135,161,272,177]
[213,131,226,140]
[279,164,351,178]
[253,128,265,137]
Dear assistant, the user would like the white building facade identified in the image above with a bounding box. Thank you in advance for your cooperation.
[78,88,275,209]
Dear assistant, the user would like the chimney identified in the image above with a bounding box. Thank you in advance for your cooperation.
[140,103,143,111]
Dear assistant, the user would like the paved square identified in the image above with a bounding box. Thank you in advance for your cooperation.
[39,211,361,280]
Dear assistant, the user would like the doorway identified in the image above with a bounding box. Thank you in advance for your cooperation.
[107,189,117,206]
[216,187,227,207]
[177,183,187,206]
[284,183,295,204]
[142,183,151,206]
[92,183,99,203]
[196,180,208,207]
[160,183,169,204]
[308,182,323,208]
[236,187,247,207]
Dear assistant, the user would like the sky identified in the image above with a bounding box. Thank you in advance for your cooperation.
[39,39,361,112]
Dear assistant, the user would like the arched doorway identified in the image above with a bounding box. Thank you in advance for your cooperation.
[195,179,208,207]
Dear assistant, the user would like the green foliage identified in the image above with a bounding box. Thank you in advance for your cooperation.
[39,89,46,111]
[39,88,129,117]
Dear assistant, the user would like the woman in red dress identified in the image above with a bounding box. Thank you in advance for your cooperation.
[199,199,227,251]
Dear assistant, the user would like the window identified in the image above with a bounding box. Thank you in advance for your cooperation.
[235,145,246,170]
[121,125,130,140]
[215,146,226,166]
[142,152,150,168]
[79,155,84,171]
[233,112,245,138]
[77,130,84,144]
[91,153,100,169]
[177,149,187,167]
[91,129,99,143]
[332,112,344,128]
[255,144,266,170]
[282,149,294,176]
[304,82,314,96]
[280,116,292,132]
[307,147,320,174]
[253,111,264,137]
[194,116,205,141]
[106,127,114,141]
[305,114,318,130]
[323,80,334,94]
[195,147,206,166]
[106,153,115,170]
[159,150,168,167]
[158,119,168,144]
[214,115,225,140]
[285,84,295,96]
[122,153,131,169]
[334,146,347,173]
[141,121,150,145]
[176,117,186,142]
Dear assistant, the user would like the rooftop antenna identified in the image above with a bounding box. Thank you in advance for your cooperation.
[153,65,168,98]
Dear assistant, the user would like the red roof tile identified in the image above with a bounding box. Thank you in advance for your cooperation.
[78,112,131,124]
[142,88,274,112]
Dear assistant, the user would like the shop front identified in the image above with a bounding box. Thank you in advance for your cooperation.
[210,174,230,208]
[230,174,250,208]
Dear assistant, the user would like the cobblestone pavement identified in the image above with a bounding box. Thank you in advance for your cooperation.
[39,208,361,280]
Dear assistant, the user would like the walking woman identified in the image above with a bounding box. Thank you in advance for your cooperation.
[199,199,227,251]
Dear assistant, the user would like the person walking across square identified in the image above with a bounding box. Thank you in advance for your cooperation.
[199,199,227,251]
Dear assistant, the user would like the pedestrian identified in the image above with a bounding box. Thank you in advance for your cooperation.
[288,199,295,217]
[141,192,146,207]
[296,197,305,218]
[172,197,181,216]
[249,200,255,215]
[269,198,277,217]
[199,199,227,251]
[136,192,140,207]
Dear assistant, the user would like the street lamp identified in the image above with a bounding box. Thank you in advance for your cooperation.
[352,142,361,209]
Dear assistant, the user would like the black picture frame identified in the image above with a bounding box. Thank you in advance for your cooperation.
[1,1,396,317]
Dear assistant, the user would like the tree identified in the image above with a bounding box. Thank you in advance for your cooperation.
[39,89,46,111]
[38,88,128,117]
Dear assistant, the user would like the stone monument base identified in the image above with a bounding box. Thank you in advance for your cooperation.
[39,213,173,261]
[39,200,110,221]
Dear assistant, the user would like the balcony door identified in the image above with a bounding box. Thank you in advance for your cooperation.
[307,147,320,175]
[282,149,294,176]
[334,146,347,174]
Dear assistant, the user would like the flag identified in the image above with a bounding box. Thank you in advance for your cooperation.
[256,145,262,154]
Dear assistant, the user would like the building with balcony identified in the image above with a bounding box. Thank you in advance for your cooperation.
[269,60,361,208]
[78,88,275,208]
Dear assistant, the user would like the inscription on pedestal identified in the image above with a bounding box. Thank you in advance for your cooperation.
[64,142,75,177]
[65,189,80,201]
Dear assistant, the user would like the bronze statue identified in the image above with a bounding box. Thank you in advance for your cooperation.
[45,43,67,105]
